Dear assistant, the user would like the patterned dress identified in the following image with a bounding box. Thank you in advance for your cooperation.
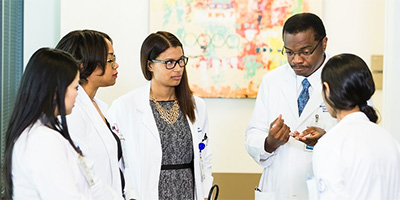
[150,100,194,200]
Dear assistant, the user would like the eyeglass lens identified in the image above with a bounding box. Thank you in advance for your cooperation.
[107,55,116,69]
[167,57,188,69]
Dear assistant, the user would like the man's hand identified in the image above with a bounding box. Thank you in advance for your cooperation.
[264,114,291,153]
[290,126,326,146]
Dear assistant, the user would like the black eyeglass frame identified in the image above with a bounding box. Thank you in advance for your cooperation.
[281,36,325,58]
[107,54,117,69]
[151,56,189,70]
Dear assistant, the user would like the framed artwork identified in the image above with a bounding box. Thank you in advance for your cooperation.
[150,0,311,98]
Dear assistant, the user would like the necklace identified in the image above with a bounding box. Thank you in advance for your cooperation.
[150,93,180,125]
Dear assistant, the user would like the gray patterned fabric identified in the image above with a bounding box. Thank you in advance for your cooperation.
[150,100,194,200]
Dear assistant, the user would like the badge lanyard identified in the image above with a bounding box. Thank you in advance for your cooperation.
[199,133,208,181]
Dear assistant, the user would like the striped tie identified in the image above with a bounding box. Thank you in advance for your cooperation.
[298,78,311,116]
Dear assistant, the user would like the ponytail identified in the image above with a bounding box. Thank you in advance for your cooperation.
[322,54,378,123]
[359,103,378,123]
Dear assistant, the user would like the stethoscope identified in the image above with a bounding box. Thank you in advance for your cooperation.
[208,184,219,200]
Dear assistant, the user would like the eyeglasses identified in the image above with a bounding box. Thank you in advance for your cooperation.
[151,56,188,70]
[107,54,117,69]
[282,37,324,58]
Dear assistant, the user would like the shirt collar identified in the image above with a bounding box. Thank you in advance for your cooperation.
[296,53,329,91]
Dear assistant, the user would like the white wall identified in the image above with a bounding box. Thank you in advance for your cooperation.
[323,0,386,120]
[323,0,385,64]
[25,0,387,173]
[59,0,149,101]
[383,0,400,142]
[24,0,60,67]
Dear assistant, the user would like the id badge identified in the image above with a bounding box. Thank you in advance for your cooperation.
[304,114,325,151]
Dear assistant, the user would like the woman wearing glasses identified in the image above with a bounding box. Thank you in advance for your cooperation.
[108,31,213,200]
[56,30,135,199]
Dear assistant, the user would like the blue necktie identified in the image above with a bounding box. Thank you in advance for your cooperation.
[298,78,311,116]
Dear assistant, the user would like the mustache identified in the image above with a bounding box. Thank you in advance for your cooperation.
[291,64,309,68]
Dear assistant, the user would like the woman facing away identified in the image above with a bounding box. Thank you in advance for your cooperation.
[3,48,123,200]
[107,31,213,200]
[55,30,136,199]
[311,53,400,199]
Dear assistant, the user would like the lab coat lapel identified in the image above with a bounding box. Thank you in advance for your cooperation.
[138,82,160,143]
[77,86,114,163]
[187,115,197,152]
[281,68,298,119]
[297,82,323,127]
[297,53,329,128]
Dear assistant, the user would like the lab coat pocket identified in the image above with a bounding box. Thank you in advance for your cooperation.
[255,190,276,200]
[306,176,319,200]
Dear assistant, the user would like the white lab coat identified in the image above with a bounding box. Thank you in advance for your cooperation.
[107,82,213,200]
[246,57,337,200]
[12,120,123,200]
[312,112,400,200]
[67,86,132,198]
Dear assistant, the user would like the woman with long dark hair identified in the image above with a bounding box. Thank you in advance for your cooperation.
[108,31,213,199]
[3,48,122,199]
[312,53,400,199]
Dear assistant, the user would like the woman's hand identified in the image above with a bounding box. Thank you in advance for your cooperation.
[290,126,326,146]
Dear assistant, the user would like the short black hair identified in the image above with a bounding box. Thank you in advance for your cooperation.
[56,30,112,84]
[283,13,326,41]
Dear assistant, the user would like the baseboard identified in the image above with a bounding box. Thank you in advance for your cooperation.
[210,172,261,200]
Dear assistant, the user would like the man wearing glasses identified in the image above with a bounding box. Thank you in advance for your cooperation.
[246,13,337,200]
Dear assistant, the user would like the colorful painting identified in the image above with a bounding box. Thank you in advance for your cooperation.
[150,0,310,98]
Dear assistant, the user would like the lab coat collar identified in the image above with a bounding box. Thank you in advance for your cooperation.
[135,81,196,144]
[137,81,161,143]
[77,85,108,111]
[136,82,151,113]
[297,53,329,125]
[279,53,330,129]
[339,111,369,123]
